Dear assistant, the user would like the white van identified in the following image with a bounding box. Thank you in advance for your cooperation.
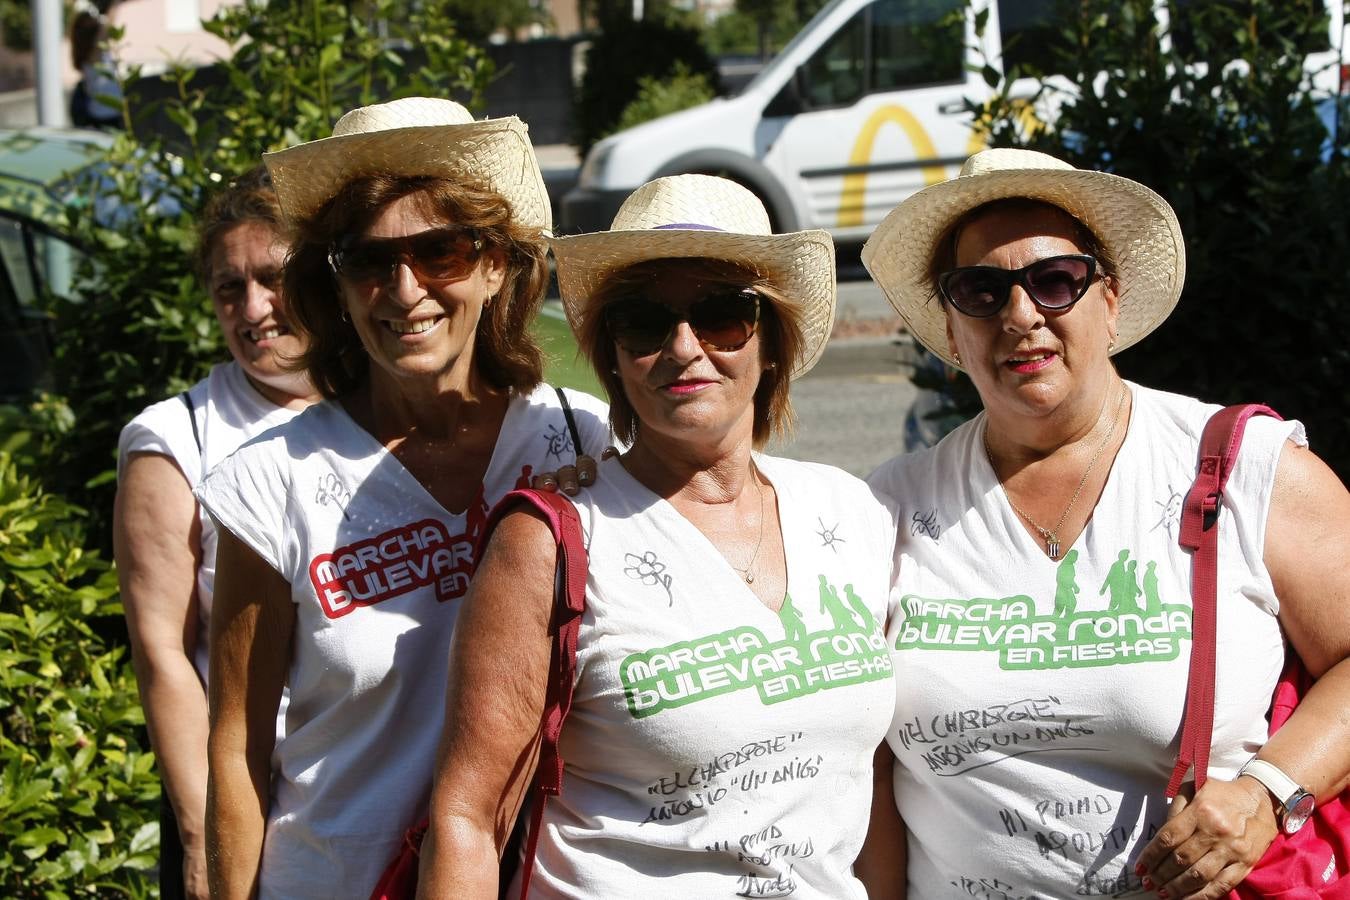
[561,0,1346,241]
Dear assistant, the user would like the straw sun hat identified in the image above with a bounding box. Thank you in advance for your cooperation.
[262,97,551,231]
[861,148,1186,370]
[549,174,836,378]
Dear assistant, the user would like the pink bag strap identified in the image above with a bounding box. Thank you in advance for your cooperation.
[1168,404,1282,798]
[477,488,588,899]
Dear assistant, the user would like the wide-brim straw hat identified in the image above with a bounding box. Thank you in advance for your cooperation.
[262,97,551,231]
[549,174,836,379]
[861,147,1185,370]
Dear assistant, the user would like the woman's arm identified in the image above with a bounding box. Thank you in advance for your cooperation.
[417,509,558,899]
[855,742,907,900]
[1138,441,1350,899]
[113,453,210,899]
[206,526,295,900]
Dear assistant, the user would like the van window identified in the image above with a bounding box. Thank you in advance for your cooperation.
[872,0,964,90]
[1169,0,1331,59]
[801,6,867,108]
[997,0,1077,77]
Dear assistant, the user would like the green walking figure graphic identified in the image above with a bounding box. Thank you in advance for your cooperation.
[819,575,858,632]
[778,594,807,642]
[1053,549,1081,619]
[843,583,876,634]
[1100,550,1143,613]
[1143,560,1162,614]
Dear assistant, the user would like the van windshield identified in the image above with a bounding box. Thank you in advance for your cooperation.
[740,0,850,95]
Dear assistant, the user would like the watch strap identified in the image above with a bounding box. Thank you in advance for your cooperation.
[1240,757,1303,808]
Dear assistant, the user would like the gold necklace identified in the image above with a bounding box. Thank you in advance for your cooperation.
[984,384,1127,561]
[734,466,767,584]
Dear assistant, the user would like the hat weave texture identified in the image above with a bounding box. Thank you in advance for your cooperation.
[550,175,836,379]
[861,148,1186,369]
[263,97,551,231]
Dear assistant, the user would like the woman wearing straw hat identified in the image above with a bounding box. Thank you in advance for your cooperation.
[860,148,1350,899]
[194,98,610,899]
[417,174,899,898]
[114,167,318,900]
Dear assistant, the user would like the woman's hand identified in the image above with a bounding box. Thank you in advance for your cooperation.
[1135,777,1278,899]
[530,451,607,494]
[182,845,210,900]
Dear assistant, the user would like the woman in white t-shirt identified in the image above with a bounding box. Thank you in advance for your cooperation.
[113,167,319,900]
[195,98,610,899]
[858,149,1350,899]
[418,175,899,898]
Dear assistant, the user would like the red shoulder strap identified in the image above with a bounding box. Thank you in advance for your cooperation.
[1168,404,1281,797]
[477,489,587,899]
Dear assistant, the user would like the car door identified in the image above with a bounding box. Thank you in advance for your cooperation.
[763,0,986,240]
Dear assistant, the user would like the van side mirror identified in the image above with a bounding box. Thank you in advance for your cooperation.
[764,68,806,118]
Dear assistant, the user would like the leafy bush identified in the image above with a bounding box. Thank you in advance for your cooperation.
[947,0,1350,479]
[0,444,154,897]
[574,17,721,154]
[614,62,718,135]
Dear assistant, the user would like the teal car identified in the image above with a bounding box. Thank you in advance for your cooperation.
[0,127,602,402]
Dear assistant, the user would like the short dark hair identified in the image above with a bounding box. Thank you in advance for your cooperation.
[196,166,282,283]
[927,198,1118,301]
[575,257,801,448]
[283,174,548,399]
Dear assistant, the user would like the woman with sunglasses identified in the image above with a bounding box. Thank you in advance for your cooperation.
[114,168,318,900]
[859,149,1350,899]
[418,175,900,898]
[193,98,610,900]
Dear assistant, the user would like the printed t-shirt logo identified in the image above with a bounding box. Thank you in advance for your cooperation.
[621,575,891,718]
[895,548,1193,670]
[309,519,474,618]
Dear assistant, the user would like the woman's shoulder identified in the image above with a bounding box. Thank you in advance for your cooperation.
[116,369,218,480]
[757,454,892,513]
[866,413,981,499]
[1129,382,1305,454]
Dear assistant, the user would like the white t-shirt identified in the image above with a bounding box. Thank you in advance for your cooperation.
[522,453,898,899]
[117,361,302,683]
[867,383,1304,900]
[194,384,610,900]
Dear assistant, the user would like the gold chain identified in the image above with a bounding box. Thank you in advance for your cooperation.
[734,465,767,584]
[984,384,1127,560]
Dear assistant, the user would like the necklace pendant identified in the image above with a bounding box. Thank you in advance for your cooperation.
[744,571,755,584]
[1046,539,1061,561]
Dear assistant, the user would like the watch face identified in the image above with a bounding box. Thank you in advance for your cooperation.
[1284,792,1316,835]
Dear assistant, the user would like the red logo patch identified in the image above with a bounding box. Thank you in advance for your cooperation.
[308,519,475,619]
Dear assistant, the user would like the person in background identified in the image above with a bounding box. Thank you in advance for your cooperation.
[196,98,609,899]
[418,174,900,899]
[114,166,318,900]
[69,0,123,129]
[860,148,1350,899]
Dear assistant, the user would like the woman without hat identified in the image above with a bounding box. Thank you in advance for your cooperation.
[859,148,1350,898]
[114,167,318,900]
[194,98,610,899]
[417,174,901,897]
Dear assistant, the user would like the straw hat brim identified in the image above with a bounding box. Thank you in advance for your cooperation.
[549,228,837,379]
[263,117,552,231]
[861,167,1185,370]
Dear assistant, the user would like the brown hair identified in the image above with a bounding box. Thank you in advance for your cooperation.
[283,173,548,399]
[575,257,802,448]
[927,198,1119,301]
[195,166,283,283]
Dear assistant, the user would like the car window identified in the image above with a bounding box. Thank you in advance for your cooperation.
[801,6,867,108]
[0,216,85,307]
[872,0,964,90]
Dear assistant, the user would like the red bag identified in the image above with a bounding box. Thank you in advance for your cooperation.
[369,488,588,900]
[1169,404,1350,899]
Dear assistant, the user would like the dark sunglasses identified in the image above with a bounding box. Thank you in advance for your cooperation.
[938,254,1098,318]
[327,226,484,286]
[604,288,761,356]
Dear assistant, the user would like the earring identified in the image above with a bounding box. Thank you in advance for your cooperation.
[1108,338,1116,351]
[953,351,961,365]
[610,367,619,375]
[766,361,777,370]
[340,308,349,323]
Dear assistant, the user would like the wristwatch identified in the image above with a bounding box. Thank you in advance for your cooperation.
[1238,757,1316,834]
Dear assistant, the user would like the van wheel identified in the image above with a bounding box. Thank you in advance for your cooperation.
[693,171,784,233]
